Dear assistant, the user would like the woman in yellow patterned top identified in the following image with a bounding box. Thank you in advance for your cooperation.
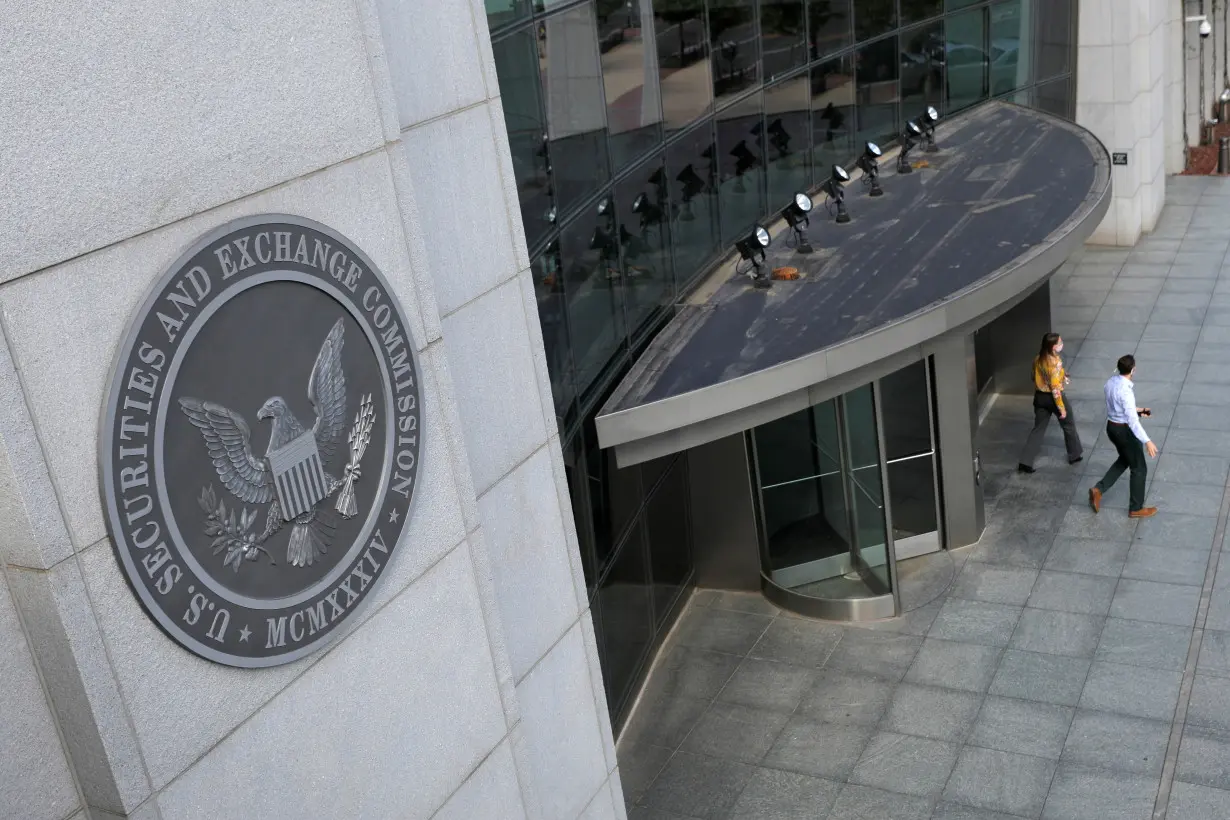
[1018,332,1083,473]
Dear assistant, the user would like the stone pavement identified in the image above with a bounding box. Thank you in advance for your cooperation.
[615,174,1230,819]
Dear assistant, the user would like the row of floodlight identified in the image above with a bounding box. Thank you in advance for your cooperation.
[734,107,941,285]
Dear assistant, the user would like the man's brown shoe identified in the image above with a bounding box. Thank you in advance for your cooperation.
[1089,487,1101,514]
[1128,507,1158,518]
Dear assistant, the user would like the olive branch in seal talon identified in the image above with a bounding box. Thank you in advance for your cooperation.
[198,485,276,572]
[335,393,375,519]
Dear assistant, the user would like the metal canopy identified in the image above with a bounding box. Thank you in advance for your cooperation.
[596,102,1112,467]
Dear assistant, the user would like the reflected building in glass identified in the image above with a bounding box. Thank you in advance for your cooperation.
[487,0,1077,729]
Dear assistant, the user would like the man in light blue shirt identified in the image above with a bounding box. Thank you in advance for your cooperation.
[1089,354,1158,517]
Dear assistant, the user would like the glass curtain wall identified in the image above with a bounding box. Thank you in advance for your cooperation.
[487,0,1076,726]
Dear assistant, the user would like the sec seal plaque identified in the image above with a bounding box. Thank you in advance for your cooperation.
[99,216,422,667]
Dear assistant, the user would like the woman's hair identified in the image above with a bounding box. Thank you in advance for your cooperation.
[1037,332,1062,360]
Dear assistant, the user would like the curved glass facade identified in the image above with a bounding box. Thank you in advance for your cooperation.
[488,0,1076,726]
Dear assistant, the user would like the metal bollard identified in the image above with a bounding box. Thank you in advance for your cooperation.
[1220,137,1230,175]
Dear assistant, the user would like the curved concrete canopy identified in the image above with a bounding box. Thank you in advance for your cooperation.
[596,101,1112,467]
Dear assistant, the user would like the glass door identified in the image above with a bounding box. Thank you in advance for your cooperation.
[878,360,942,560]
[753,397,854,588]
[842,384,891,593]
[750,384,892,599]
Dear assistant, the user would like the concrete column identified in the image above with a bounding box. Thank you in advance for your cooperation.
[1076,0,1168,245]
[929,334,985,550]
[1167,0,1187,172]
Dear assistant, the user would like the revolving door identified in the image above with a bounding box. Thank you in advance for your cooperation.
[749,359,942,620]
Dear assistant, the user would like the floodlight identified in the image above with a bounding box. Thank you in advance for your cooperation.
[730,140,759,192]
[919,106,940,152]
[735,224,772,283]
[781,192,815,254]
[589,226,616,257]
[856,142,884,197]
[618,224,649,262]
[675,164,706,221]
[821,165,851,224]
[631,192,663,230]
[897,120,923,174]
[767,118,792,157]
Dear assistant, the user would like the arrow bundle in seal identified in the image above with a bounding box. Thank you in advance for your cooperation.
[335,393,375,519]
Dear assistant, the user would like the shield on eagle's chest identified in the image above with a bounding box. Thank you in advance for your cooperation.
[267,430,329,520]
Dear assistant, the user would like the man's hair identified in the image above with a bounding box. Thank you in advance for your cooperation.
[1117,354,1136,376]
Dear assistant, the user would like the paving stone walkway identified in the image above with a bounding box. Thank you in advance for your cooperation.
[616,174,1230,820]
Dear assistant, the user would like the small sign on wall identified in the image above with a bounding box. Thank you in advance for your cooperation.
[1112,152,1128,165]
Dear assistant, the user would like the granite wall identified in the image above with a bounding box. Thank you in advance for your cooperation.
[1076,0,1172,245]
[0,1,622,818]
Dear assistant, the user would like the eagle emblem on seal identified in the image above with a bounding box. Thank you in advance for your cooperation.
[177,318,376,572]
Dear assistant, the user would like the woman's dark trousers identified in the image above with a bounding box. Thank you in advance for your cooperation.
[1020,390,1082,468]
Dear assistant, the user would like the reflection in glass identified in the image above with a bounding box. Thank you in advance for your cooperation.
[541,3,612,212]
[493,30,555,252]
[644,457,692,626]
[755,402,850,575]
[616,156,675,341]
[855,36,900,151]
[487,0,530,31]
[531,243,576,428]
[1007,87,1034,106]
[945,8,988,113]
[989,0,1027,97]
[853,0,896,44]
[751,387,892,597]
[945,0,983,9]
[879,362,938,545]
[842,384,889,589]
[1035,0,1072,82]
[584,419,644,570]
[710,0,760,106]
[665,123,720,291]
[715,92,766,245]
[601,0,665,170]
[809,0,851,59]
[1034,76,1072,119]
[563,435,596,594]
[559,205,626,395]
[761,0,807,81]
[811,56,856,186]
[655,0,713,132]
[596,520,652,714]
[900,0,942,25]
[900,22,944,124]
[765,74,812,210]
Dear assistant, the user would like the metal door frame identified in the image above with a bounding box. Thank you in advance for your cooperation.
[882,357,945,561]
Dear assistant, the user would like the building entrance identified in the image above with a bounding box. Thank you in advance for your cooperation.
[749,359,942,620]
